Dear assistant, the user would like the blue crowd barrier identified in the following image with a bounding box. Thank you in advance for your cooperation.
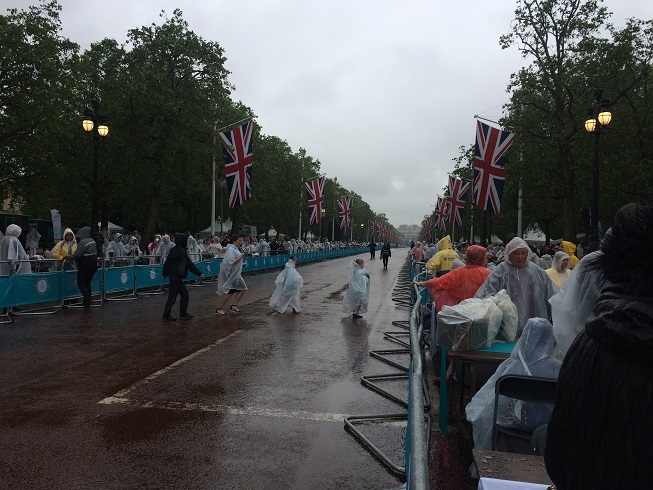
[0,247,369,322]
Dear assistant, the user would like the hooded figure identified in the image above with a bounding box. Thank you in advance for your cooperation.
[125,236,142,258]
[186,234,200,262]
[215,235,248,314]
[465,318,561,450]
[545,201,653,489]
[559,240,579,270]
[475,237,555,331]
[417,244,491,312]
[161,233,203,321]
[0,224,31,275]
[67,226,98,307]
[25,225,41,256]
[148,235,162,264]
[158,234,175,264]
[269,256,304,313]
[106,233,126,258]
[342,259,370,318]
[545,251,571,290]
[51,227,78,269]
[426,235,460,274]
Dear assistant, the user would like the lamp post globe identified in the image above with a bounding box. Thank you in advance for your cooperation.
[82,99,109,234]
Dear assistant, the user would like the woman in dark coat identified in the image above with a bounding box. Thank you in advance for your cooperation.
[380,242,392,268]
[545,201,653,489]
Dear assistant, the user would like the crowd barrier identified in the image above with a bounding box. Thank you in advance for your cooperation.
[0,247,369,323]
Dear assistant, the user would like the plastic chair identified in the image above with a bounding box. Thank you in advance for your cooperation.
[491,374,558,451]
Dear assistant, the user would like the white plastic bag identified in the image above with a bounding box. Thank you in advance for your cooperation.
[488,289,519,342]
[437,298,503,351]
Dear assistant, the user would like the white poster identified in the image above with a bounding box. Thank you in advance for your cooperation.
[50,209,62,241]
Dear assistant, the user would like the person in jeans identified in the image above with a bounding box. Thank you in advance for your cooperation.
[162,233,204,321]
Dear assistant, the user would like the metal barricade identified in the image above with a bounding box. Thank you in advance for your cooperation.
[103,257,137,301]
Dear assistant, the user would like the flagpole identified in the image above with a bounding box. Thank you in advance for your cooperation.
[215,116,253,134]
[298,148,306,240]
[211,125,216,236]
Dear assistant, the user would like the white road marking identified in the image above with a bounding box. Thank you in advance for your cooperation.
[98,330,243,403]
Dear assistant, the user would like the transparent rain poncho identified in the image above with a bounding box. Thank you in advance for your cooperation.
[269,259,304,313]
[342,260,370,315]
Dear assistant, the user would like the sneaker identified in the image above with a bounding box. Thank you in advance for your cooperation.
[179,314,194,320]
[162,315,177,321]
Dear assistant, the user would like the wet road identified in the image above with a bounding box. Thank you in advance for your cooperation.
[0,251,415,489]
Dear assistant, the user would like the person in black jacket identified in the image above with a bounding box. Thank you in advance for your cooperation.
[380,242,391,268]
[162,233,204,321]
[66,226,98,307]
[545,201,653,489]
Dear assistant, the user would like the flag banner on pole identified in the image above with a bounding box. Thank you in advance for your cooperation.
[473,120,515,213]
[219,119,254,209]
[305,176,325,224]
[434,195,449,231]
[338,196,351,230]
[447,175,470,227]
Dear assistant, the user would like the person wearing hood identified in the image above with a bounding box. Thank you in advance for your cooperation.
[342,258,370,319]
[559,240,579,270]
[475,237,555,332]
[158,234,175,264]
[465,318,561,450]
[186,233,200,262]
[215,234,248,315]
[0,224,31,275]
[161,233,204,321]
[148,235,162,264]
[25,224,41,257]
[65,226,98,307]
[545,251,571,290]
[426,235,459,275]
[125,236,142,259]
[269,256,304,314]
[106,233,126,259]
[545,201,653,489]
[380,242,392,269]
[52,227,78,270]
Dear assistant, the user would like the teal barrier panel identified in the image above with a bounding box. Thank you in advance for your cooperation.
[0,275,12,308]
[11,272,64,306]
[135,264,166,289]
[194,259,221,278]
[104,266,135,294]
[63,269,103,299]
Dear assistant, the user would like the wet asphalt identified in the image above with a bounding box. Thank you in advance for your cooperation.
[0,251,435,489]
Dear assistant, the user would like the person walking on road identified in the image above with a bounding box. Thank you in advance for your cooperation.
[380,242,392,269]
[269,256,303,313]
[215,234,248,315]
[342,258,370,319]
[65,226,99,308]
[369,241,376,259]
[162,233,204,321]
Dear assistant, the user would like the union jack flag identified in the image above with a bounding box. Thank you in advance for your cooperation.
[434,195,449,231]
[338,196,351,230]
[305,176,325,224]
[447,175,470,227]
[219,119,254,209]
[473,120,515,214]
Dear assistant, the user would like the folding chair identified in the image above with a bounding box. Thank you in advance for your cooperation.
[491,374,557,452]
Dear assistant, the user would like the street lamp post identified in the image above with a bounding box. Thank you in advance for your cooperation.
[584,88,612,251]
[360,223,364,241]
[321,208,326,241]
[298,148,306,240]
[82,99,109,234]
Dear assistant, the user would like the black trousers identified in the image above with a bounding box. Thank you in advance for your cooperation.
[77,256,98,306]
[164,278,189,317]
[382,255,389,267]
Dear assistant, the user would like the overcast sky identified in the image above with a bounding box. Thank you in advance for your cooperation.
[8,1,652,227]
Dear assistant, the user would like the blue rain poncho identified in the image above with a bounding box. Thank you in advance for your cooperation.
[465,317,561,449]
[269,259,304,313]
[475,237,555,330]
[217,243,247,294]
[342,260,370,315]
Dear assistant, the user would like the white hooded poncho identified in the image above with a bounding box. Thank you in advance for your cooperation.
[342,260,370,315]
[0,224,31,275]
[269,260,304,313]
[217,243,247,294]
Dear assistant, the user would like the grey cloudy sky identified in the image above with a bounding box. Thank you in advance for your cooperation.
[8,0,652,227]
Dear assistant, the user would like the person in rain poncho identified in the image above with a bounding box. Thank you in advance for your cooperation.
[559,240,579,270]
[158,234,175,264]
[0,224,31,275]
[25,224,41,256]
[65,226,99,307]
[465,317,561,450]
[148,235,162,264]
[414,245,491,312]
[269,256,304,313]
[215,234,248,315]
[186,233,200,262]
[125,236,142,259]
[426,235,460,275]
[545,251,571,290]
[475,237,555,332]
[207,236,222,257]
[51,228,78,269]
[342,258,370,319]
[545,201,653,490]
[106,233,126,258]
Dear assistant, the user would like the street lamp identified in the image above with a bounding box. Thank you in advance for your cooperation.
[584,88,611,250]
[82,99,109,234]
[321,208,326,240]
[298,148,306,240]
[360,223,364,241]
